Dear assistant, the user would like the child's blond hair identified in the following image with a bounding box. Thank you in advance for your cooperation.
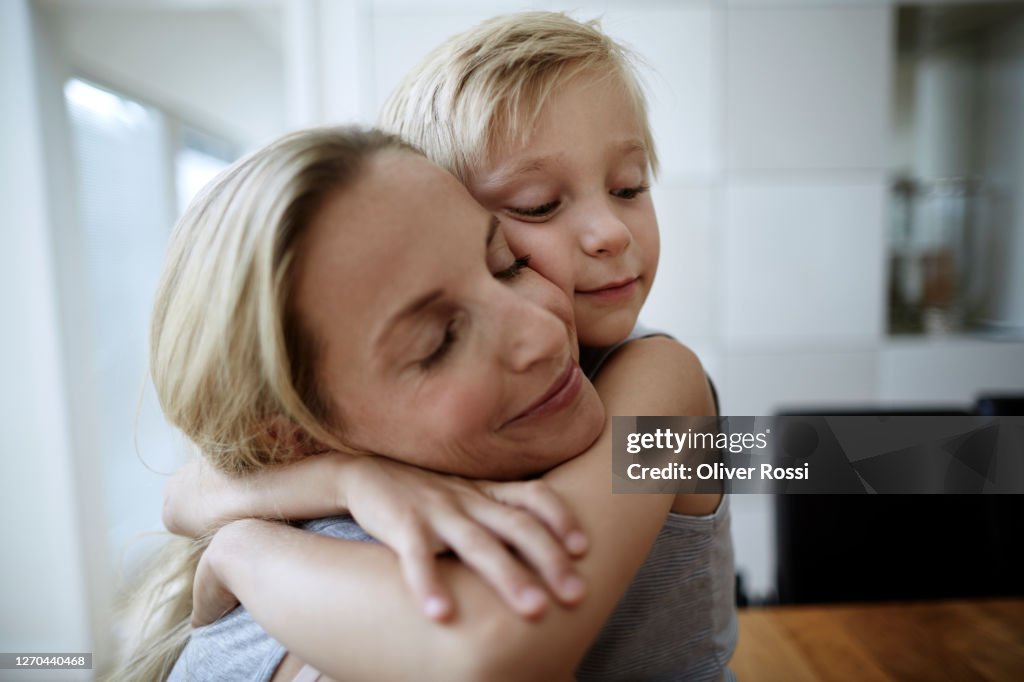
[380,11,658,182]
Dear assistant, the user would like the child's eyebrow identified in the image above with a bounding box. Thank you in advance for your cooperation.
[487,156,555,184]
[615,140,648,157]
[504,140,645,173]
[483,139,648,187]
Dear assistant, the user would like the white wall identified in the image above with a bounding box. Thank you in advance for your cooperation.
[44,3,286,149]
[1,4,289,675]
[1,1,94,678]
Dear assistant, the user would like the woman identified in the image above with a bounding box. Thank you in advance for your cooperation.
[121,125,715,681]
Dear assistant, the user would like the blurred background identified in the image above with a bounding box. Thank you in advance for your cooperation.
[3,0,1023,678]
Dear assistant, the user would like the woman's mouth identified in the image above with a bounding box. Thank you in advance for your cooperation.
[505,361,583,425]
[576,277,639,302]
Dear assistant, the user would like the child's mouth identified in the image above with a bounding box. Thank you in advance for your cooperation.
[577,277,639,302]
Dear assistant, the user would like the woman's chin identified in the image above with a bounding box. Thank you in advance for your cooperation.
[532,399,607,475]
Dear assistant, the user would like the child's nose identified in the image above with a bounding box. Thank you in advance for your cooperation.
[579,199,631,257]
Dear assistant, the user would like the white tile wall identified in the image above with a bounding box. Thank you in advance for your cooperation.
[644,183,717,343]
[582,3,721,178]
[372,2,722,179]
[720,348,879,415]
[720,175,888,346]
[725,5,892,170]
[879,338,1024,404]
[371,10,496,113]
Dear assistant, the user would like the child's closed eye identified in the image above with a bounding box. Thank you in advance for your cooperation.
[508,200,560,219]
[611,184,650,200]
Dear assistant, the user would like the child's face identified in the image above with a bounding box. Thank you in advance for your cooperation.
[468,70,660,348]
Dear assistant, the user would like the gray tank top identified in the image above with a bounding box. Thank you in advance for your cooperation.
[170,325,738,681]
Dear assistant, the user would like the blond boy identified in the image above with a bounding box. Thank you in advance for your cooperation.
[381,12,736,680]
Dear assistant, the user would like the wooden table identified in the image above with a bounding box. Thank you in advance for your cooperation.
[731,598,1024,681]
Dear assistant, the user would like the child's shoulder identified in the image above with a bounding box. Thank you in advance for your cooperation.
[580,325,689,378]
[590,333,715,417]
[605,334,705,381]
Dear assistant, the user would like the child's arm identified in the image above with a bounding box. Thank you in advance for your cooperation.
[163,454,350,537]
[197,337,714,681]
[165,452,589,620]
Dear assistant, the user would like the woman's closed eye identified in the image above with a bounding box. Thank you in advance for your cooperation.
[417,252,529,370]
[420,318,458,370]
[493,255,531,281]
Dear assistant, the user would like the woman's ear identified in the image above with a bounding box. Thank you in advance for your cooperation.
[262,415,329,460]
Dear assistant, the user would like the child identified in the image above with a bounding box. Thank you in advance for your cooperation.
[381,12,735,679]
[159,11,735,682]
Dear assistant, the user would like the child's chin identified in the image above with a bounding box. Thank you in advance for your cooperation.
[577,313,637,348]
[575,295,645,348]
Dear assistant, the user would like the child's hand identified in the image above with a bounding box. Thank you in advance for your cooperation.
[163,453,356,537]
[163,458,247,538]
[171,452,589,623]
[343,456,588,621]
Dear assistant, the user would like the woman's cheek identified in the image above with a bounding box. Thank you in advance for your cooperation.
[432,380,503,440]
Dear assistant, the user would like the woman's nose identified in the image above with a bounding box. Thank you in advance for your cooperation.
[579,198,631,257]
[497,285,569,373]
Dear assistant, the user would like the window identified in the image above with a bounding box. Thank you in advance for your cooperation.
[64,78,237,572]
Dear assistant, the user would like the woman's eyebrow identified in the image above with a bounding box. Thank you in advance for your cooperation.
[379,216,497,349]
[379,289,444,349]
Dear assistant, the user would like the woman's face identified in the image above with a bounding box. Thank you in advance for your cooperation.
[292,150,605,479]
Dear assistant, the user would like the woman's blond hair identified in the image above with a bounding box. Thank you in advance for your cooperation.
[380,10,658,183]
[111,126,415,681]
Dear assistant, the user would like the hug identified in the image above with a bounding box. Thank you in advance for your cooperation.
[115,12,735,682]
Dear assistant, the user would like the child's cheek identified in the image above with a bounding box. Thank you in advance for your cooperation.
[645,227,661,288]
[645,203,661,276]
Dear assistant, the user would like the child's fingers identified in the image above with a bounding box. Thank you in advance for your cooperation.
[437,516,548,619]
[471,502,586,607]
[483,480,588,556]
[395,533,454,622]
